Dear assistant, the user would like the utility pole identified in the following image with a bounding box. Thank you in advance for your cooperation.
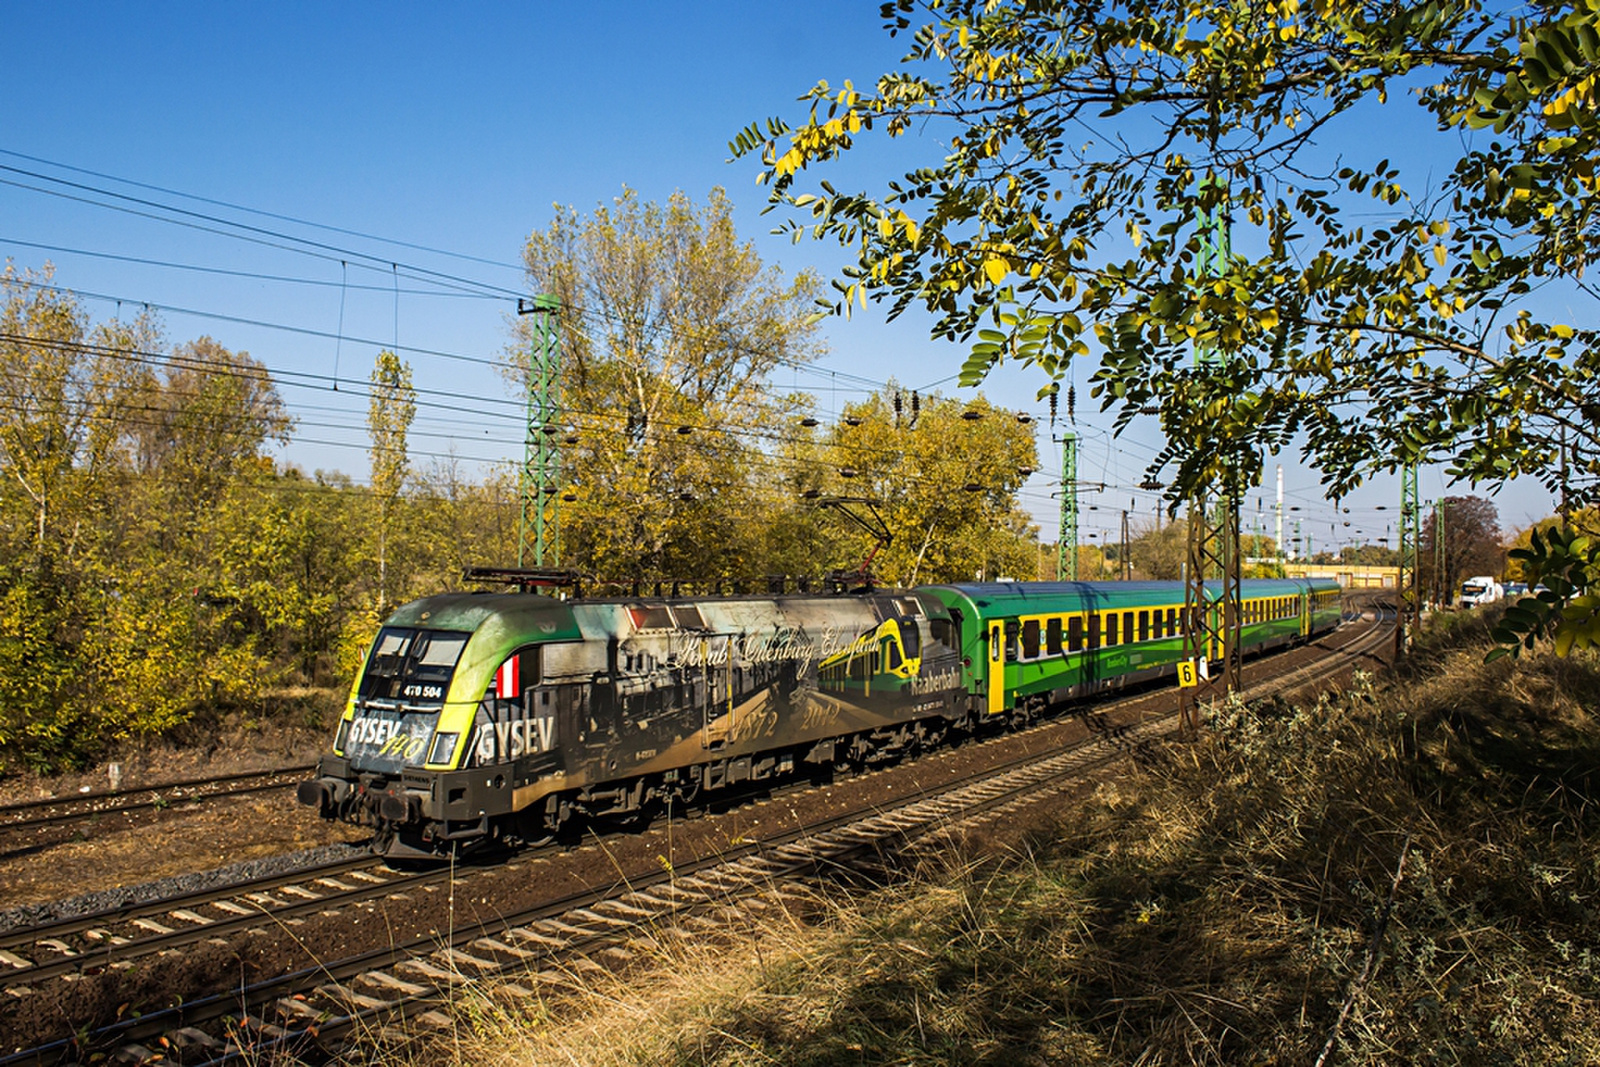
[1433,498,1447,609]
[517,295,561,568]
[1121,507,1131,580]
[1275,466,1285,576]
[1058,432,1079,580]
[1397,463,1420,657]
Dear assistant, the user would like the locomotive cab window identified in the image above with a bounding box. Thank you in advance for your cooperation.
[360,628,471,704]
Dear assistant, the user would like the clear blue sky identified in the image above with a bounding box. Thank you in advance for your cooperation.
[1,2,1558,555]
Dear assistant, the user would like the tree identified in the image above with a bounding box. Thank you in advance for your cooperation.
[1129,518,1188,581]
[732,0,1597,520]
[809,389,1039,585]
[368,349,415,613]
[509,187,827,582]
[1421,495,1505,603]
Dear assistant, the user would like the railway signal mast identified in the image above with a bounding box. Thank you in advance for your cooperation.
[517,295,561,568]
[1178,172,1244,732]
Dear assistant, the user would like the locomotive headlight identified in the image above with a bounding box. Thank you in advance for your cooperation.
[426,732,459,766]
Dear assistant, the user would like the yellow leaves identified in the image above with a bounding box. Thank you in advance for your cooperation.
[876,211,921,246]
[1550,597,1600,657]
[983,255,1010,285]
[1544,73,1597,118]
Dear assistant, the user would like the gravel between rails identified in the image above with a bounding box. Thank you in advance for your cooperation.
[0,841,368,936]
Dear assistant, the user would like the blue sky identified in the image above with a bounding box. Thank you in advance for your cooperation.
[1,2,1559,555]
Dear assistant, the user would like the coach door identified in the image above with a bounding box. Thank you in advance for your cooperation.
[987,620,1005,715]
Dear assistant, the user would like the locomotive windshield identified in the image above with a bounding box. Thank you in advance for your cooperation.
[359,627,470,705]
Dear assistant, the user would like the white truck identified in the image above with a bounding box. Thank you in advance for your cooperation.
[1460,576,1504,607]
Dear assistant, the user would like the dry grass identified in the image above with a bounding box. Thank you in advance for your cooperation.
[419,627,1600,1066]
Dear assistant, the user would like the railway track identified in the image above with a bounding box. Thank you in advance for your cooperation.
[0,765,316,859]
[0,611,1391,1065]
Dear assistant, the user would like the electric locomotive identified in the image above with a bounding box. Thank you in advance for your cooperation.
[299,576,1342,857]
[298,586,966,857]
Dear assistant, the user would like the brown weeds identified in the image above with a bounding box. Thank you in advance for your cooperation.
[426,638,1600,1066]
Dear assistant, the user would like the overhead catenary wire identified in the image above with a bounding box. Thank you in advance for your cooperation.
[0,157,1309,537]
[0,149,527,274]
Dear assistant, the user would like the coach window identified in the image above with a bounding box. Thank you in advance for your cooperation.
[1139,610,1150,642]
[1087,612,1101,650]
[1124,612,1136,643]
[1046,617,1063,656]
[1067,615,1084,653]
[1021,619,1041,659]
[1103,612,1118,647]
[1004,619,1019,662]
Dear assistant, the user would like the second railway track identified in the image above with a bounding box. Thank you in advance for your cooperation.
[0,608,1392,1065]
[0,766,317,860]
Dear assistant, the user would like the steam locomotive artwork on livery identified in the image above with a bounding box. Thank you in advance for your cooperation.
[300,577,1342,857]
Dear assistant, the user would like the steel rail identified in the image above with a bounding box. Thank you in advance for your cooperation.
[0,764,316,833]
[1,612,1390,1066]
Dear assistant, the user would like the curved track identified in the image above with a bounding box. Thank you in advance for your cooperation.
[0,609,1392,1065]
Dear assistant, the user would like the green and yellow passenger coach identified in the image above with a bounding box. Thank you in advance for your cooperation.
[919,578,1343,719]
